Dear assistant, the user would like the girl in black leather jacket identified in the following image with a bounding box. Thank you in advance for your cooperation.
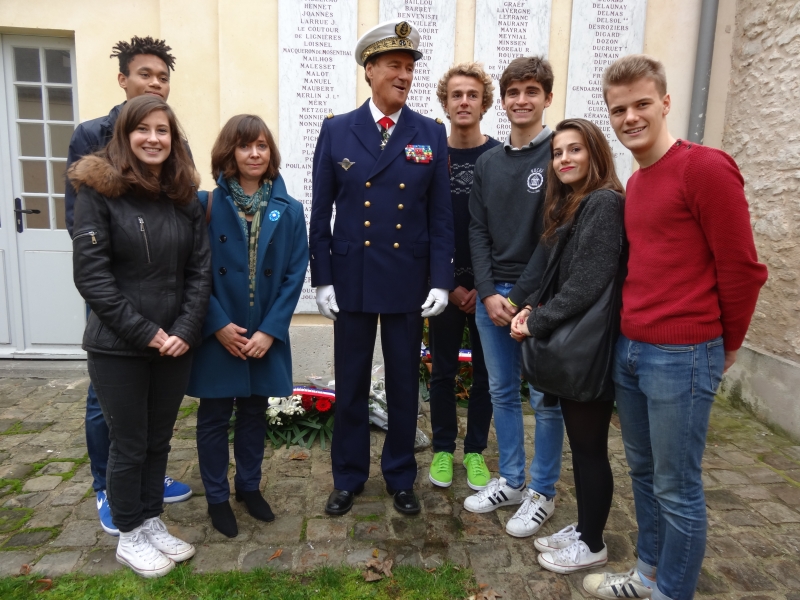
[69,95,210,578]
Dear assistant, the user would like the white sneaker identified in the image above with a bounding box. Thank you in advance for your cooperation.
[116,526,175,578]
[534,522,579,552]
[141,517,196,562]
[583,568,653,599]
[463,477,525,513]
[538,540,608,574]
[505,488,555,537]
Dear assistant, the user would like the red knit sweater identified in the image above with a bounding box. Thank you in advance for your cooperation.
[622,140,767,351]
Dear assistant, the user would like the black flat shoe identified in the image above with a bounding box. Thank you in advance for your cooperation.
[386,486,420,515]
[235,489,275,522]
[325,483,364,516]
[208,500,238,537]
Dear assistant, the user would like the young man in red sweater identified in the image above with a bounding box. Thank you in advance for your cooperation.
[582,55,768,600]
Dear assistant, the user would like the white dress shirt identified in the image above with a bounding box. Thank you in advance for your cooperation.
[369,98,402,135]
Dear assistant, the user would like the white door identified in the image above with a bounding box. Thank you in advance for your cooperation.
[0,35,85,358]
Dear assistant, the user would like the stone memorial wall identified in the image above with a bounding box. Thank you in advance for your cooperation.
[278,0,358,312]
[473,0,553,141]
[564,0,647,181]
[379,0,456,124]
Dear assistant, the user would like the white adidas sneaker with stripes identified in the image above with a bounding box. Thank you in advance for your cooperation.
[463,477,525,513]
[505,488,554,537]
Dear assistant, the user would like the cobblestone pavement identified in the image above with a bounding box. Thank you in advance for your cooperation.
[0,367,799,599]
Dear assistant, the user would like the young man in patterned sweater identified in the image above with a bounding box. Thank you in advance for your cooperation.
[427,63,500,492]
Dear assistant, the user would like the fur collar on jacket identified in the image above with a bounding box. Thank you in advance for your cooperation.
[67,155,128,198]
[67,154,200,199]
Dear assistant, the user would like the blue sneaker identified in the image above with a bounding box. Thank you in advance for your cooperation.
[96,490,119,536]
[163,476,193,503]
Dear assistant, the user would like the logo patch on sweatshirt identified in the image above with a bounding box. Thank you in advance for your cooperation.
[527,168,544,193]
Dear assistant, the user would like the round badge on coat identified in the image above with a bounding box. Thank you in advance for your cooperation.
[269,210,281,222]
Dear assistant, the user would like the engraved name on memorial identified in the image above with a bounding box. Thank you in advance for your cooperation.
[564,0,647,181]
[379,0,456,123]
[279,0,357,312]
[473,0,553,141]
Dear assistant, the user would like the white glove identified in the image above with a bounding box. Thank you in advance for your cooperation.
[315,285,339,321]
[421,288,449,318]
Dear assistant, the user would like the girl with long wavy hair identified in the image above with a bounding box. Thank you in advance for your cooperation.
[511,118,624,574]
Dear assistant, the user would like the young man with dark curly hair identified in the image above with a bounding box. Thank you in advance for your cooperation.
[426,62,499,492]
[65,36,193,538]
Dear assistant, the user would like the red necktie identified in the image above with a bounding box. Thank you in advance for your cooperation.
[378,116,395,130]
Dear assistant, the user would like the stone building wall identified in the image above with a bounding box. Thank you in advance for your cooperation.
[723,0,800,358]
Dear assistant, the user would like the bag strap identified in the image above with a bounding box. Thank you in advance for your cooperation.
[198,190,213,224]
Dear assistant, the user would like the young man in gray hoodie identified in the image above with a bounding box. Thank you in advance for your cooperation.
[466,56,564,539]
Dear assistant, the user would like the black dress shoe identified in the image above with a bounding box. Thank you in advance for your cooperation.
[208,500,238,537]
[386,486,421,515]
[235,489,275,522]
[325,483,364,516]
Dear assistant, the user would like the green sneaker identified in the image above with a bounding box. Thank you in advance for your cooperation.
[463,453,491,491]
[429,452,454,487]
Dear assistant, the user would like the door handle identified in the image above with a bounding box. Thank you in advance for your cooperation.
[14,197,40,233]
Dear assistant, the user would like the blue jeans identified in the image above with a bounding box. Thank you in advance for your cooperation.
[475,282,564,495]
[84,305,110,492]
[613,334,724,600]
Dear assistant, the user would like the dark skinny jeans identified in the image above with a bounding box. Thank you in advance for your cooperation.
[87,351,193,532]
[428,301,492,455]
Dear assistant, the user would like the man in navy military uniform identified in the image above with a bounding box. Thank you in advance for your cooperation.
[310,20,454,516]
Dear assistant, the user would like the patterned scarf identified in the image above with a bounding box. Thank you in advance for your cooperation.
[227,178,273,308]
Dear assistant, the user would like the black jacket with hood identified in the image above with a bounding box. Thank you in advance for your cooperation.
[70,155,211,357]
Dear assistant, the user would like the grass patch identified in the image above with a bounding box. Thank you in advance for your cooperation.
[300,517,308,542]
[0,479,22,495]
[0,422,24,435]
[0,563,475,599]
[177,402,199,420]
[353,514,381,522]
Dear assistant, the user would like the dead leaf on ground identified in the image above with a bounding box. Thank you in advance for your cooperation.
[371,548,380,558]
[36,578,53,591]
[268,549,283,561]
[425,567,436,573]
[365,558,383,569]
[289,449,310,460]
[19,564,31,575]
[318,553,328,558]
[381,558,393,578]
[478,590,502,600]
[367,525,378,533]
[362,570,383,582]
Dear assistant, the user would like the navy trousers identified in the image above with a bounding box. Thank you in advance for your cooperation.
[196,396,269,504]
[332,310,423,491]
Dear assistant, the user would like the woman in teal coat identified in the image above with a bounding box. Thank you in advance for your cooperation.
[187,115,308,537]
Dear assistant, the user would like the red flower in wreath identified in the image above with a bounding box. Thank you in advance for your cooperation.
[316,397,332,413]
[301,396,313,410]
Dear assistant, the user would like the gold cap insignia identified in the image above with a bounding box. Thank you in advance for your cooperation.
[395,22,411,38]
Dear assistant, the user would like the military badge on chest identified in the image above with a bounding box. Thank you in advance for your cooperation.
[405,145,433,164]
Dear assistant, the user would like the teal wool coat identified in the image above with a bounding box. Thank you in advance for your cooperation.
[186,174,308,399]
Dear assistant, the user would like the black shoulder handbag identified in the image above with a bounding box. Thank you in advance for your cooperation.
[521,193,626,402]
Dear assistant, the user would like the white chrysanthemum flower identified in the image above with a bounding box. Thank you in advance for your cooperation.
[268,397,282,407]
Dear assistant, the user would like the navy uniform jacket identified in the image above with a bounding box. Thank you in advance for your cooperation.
[309,100,454,313]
